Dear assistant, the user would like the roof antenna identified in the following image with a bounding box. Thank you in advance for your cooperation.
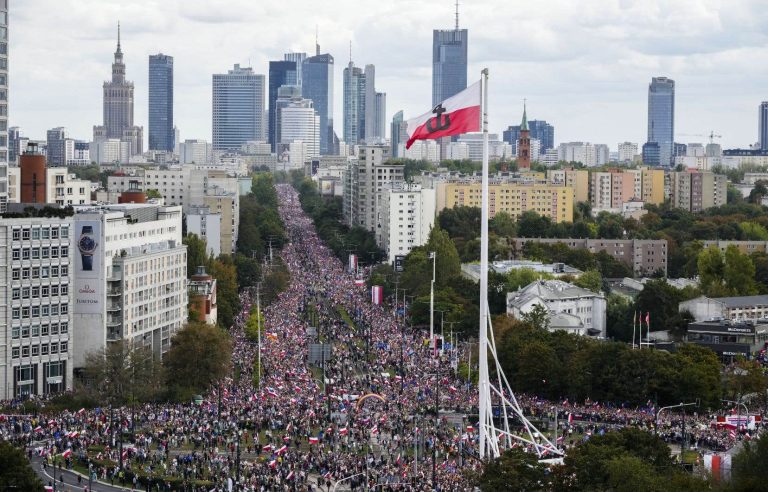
[455,0,460,30]
[117,20,122,53]
[315,25,320,56]
[349,40,352,64]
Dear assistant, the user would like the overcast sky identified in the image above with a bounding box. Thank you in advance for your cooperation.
[9,0,768,149]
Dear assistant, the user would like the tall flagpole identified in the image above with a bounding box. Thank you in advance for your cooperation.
[478,68,490,459]
[632,311,636,350]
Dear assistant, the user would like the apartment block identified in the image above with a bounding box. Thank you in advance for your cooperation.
[377,183,436,263]
[72,204,187,369]
[511,237,667,276]
[342,145,404,231]
[546,168,589,203]
[669,170,727,212]
[436,181,573,223]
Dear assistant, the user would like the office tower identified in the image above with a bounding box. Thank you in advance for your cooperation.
[518,104,531,169]
[642,142,660,166]
[343,60,366,145]
[759,102,768,151]
[373,92,386,143]
[275,85,302,146]
[8,127,21,164]
[280,96,320,158]
[0,216,75,399]
[148,53,174,152]
[46,127,68,167]
[646,77,675,166]
[0,0,8,211]
[284,52,307,86]
[302,50,334,154]
[268,60,297,150]
[212,64,265,150]
[503,119,554,153]
[432,5,468,106]
[391,111,408,158]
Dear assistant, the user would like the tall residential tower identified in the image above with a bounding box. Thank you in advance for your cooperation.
[0,0,8,211]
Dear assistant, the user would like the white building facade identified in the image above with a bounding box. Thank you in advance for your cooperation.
[0,216,75,399]
[378,183,436,263]
[72,204,187,369]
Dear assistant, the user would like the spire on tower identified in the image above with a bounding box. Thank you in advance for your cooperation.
[315,25,320,56]
[117,21,122,53]
[349,40,352,64]
[521,99,529,131]
[455,0,460,30]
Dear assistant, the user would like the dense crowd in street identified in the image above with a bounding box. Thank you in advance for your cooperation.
[0,183,764,491]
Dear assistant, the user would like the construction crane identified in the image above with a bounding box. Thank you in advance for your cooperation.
[678,131,722,145]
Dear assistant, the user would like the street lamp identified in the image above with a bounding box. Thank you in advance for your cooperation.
[428,252,436,353]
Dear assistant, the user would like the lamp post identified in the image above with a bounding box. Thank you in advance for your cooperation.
[428,252,436,353]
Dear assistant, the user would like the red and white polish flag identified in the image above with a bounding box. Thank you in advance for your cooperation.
[405,81,481,149]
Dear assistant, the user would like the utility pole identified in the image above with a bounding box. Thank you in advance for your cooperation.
[256,282,262,387]
[429,251,436,354]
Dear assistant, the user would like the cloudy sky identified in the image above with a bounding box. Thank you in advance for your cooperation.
[9,0,768,149]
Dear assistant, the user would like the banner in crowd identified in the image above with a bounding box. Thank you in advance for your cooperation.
[371,285,383,305]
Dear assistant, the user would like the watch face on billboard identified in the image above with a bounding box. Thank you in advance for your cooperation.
[75,221,102,314]
[394,255,405,273]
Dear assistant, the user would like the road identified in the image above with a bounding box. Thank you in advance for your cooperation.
[30,453,139,492]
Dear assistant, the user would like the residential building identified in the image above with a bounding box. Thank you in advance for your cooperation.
[302,48,334,155]
[557,142,599,166]
[99,24,143,156]
[377,183,436,263]
[212,64,265,150]
[179,139,211,164]
[760,102,768,151]
[680,295,768,322]
[9,146,91,206]
[646,77,675,166]
[148,53,174,152]
[342,145,403,230]
[432,18,468,107]
[46,128,71,167]
[700,241,768,255]
[591,170,636,210]
[436,181,573,223]
[445,142,469,160]
[89,138,129,164]
[546,168,589,203]
[0,1,8,211]
[507,279,607,337]
[72,203,187,369]
[268,60,297,151]
[188,266,217,325]
[391,111,408,158]
[202,192,239,255]
[455,133,512,162]
[0,214,75,399]
[510,237,668,276]
[400,140,440,163]
[595,144,610,166]
[618,142,639,163]
[669,169,727,212]
[186,205,221,257]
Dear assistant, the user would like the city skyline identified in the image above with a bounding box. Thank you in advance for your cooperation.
[9,0,768,149]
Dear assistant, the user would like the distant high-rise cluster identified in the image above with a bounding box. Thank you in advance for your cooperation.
[343,56,386,146]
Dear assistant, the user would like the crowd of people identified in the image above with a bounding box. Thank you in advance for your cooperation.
[0,183,763,491]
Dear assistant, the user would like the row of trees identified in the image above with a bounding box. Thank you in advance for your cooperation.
[292,174,384,264]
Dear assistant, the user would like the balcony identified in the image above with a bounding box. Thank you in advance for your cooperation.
[107,328,122,342]
[107,302,121,313]
[107,288,122,297]
[107,316,122,327]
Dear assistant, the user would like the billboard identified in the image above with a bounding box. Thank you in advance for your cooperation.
[348,254,358,273]
[394,255,405,273]
[74,220,102,314]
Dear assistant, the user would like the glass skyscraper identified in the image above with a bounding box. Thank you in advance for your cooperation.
[343,61,366,145]
[302,53,334,155]
[759,101,768,151]
[646,77,675,166]
[148,53,174,152]
[432,28,468,106]
[268,60,297,151]
[212,64,265,151]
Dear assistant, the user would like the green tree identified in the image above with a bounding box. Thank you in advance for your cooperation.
[210,256,239,327]
[635,279,684,333]
[0,441,44,491]
[83,340,164,405]
[522,303,550,331]
[183,234,210,278]
[164,323,232,401]
[146,188,162,199]
[517,211,553,238]
[730,434,768,491]
[739,221,768,240]
[698,245,728,295]
[724,245,758,295]
[489,211,517,237]
[573,269,602,293]
[424,225,461,287]
[477,448,550,491]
